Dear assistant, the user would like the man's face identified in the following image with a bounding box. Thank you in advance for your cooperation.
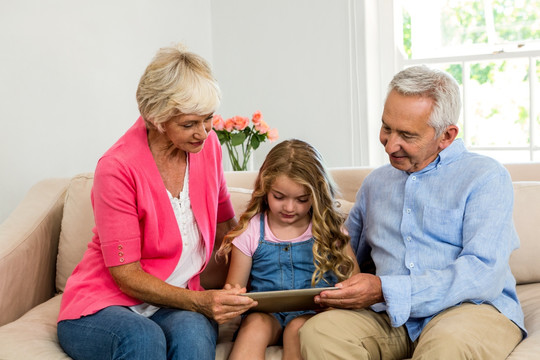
[379,90,444,173]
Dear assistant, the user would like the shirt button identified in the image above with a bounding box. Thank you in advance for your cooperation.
[119,258,125,263]
[409,262,414,268]
[406,209,411,214]
[412,176,417,180]
[406,236,412,242]
[118,245,123,250]
[118,252,124,257]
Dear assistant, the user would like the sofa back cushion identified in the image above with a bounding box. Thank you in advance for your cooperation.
[56,174,255,293]
[55,171,356,293]
[505,162,540,181]
[56,173,95,292]
[227,187,254,218]
[327,167,373,202]
[510,181,540,285]
[227,188,355,220]
[224,167,373,204]
[55,170,538,291]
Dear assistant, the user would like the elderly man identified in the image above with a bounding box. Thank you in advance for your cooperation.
[300,65,526,359]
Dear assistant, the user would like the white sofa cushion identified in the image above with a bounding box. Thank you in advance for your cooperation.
[510,182,540,285]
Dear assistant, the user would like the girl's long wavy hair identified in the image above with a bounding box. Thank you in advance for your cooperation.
[217,139,355,285]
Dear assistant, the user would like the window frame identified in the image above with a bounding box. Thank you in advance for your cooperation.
[394,1,540,161]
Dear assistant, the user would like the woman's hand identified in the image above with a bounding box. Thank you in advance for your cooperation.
[314,273,383,309]
[109,261,256,324]
[192,284,257,324]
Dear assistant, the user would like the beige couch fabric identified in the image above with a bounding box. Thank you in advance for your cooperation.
[509,284,540,359]
[0,165,540,359]
[56,173,94,293]
[510,182,540,285]
[0,178,69,326]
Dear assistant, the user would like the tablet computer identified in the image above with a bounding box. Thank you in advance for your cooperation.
[240,287,338,313]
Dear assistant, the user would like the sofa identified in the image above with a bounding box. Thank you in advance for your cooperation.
[1,164,540,359]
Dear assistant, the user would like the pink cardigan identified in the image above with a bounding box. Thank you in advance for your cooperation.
[58,117,234,322]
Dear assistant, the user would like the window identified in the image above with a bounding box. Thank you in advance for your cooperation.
[397,0,540,162]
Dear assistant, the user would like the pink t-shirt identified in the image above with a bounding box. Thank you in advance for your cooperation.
[232,213,313,256]
[58,117,234,322]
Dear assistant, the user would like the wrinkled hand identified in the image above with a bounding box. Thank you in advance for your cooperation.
[194,284,257,324]
[314,273,384,309]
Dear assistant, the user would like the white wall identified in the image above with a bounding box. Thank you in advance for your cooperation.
[211,0,368,171]
[0,0,214,222]
[1,0,396,223]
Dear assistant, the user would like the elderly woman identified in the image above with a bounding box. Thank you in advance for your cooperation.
[57,44,256,360]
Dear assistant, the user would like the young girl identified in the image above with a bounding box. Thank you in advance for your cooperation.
[218,139,360,360]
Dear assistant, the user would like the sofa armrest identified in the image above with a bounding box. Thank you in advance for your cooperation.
[0,178,70,326]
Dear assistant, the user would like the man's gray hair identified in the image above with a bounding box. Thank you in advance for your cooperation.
[388,65,461,137]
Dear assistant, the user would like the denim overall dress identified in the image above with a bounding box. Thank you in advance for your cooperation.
[249,213,337,327]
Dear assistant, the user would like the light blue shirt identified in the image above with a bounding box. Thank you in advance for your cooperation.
[346,139,526,341]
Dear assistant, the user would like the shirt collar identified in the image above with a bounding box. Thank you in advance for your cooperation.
[438,138,466,164]
[414,138,466,175]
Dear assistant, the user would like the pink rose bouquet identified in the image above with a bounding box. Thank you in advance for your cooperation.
[212,111,279,171]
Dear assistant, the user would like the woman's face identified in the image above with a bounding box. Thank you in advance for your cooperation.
[162,113,213,153]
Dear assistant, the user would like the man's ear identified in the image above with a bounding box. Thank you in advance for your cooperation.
[439,125,459,150]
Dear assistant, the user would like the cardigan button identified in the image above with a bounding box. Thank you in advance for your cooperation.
[119,258,125,263]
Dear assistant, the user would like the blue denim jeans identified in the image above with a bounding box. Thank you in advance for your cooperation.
[57,306,218,360]
[247,214,337,327]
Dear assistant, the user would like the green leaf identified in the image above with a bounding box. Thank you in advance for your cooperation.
[216,132,227,144]
[251,136,260,150]
[231,132,246,146]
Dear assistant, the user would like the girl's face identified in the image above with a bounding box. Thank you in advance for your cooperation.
[267,174,313,228]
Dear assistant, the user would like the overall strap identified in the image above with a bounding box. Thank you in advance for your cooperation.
[259,212,265,242]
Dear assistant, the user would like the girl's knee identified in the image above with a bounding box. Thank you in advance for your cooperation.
[243,312,277,327]
[284,315,309,337]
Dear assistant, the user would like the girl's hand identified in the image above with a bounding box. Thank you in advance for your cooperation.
[193,285,257,324]
[223,283,238,290]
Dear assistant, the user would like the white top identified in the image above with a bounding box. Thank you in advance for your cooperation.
[130,160,206,317]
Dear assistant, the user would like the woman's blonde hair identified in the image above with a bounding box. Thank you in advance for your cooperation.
[218,139,355,285]
[136,43,221,131]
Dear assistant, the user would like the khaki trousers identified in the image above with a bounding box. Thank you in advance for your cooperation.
[299,303,522,360]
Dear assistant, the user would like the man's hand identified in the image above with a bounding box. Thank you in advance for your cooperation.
[314,273,384,309]
[193,284,258,324]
